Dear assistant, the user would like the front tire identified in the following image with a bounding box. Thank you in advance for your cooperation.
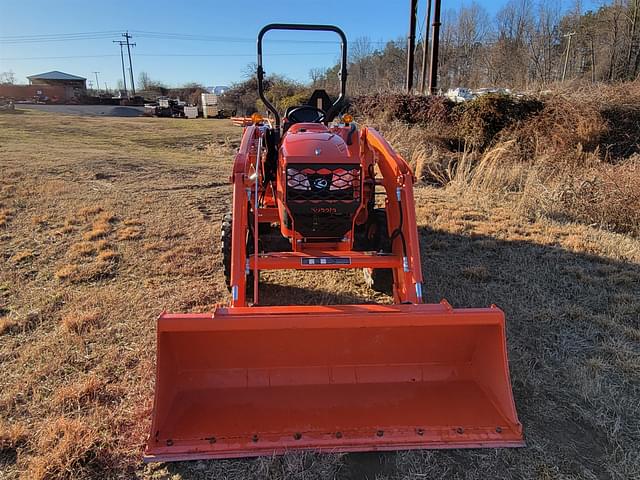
[362,209,394,295]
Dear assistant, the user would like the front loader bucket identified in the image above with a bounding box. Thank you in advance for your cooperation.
[145,303,523,462]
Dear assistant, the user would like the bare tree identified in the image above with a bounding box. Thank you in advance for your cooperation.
[349,36,374,62]
[348,37,376,94]
[309,68,325,85]
[491,0,533,87]
[525,0,561,85]
[242,62,258,80]
[455,2,490,85]
[0,70,16,85]
[606,0,625,80]
[138,71,152,90]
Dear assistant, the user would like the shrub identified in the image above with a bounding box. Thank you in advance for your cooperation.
[455,94,543,149]
[352,93,455,125]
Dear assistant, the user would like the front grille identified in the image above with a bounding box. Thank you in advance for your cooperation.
[286,163,361,203]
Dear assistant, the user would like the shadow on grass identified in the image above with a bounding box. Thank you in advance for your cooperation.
[162,227,639,480]
[257,281,377,306]
[0,450,18,470]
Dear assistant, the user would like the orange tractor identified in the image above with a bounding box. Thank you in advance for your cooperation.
[145,24,523,462]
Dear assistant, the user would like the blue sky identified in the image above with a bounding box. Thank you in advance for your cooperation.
[0,0,601,89]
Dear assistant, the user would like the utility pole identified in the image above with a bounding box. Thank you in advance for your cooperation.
[113,40,128,97]
[429,0,442,94]
[406,0,418,93]
[419,0,432,93]
[627,0,638,76]
[590,36,596,83]
[123,31,136,96]
[92,71,100,93]
[562,32,576,82]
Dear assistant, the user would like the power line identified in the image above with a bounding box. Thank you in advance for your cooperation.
[133,30,395,46]
[132,30,343,44]
[0,29,395,46]
[0,52,339,61]
[0,33,122,44]
[137,52,339,57]
[0,54,119,60]
[0,30,121,39]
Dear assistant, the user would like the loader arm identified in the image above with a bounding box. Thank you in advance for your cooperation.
[361,127,424,303]
[228,126,259,307]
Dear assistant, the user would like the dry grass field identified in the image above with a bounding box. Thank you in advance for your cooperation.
[0,109,639,479]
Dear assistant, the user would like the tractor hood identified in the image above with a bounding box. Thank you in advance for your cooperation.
[280,123,353,163]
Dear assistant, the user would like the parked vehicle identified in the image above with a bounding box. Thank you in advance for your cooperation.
[445,87,474,103]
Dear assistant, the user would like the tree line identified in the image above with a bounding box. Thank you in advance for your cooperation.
[313,0,640,94]
[200,0,640,114]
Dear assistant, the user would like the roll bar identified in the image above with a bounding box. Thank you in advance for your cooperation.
[257,23,348,130]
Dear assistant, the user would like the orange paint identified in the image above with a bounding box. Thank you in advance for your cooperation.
[146,304,523,461]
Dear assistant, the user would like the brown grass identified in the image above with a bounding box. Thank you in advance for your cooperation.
[54,264,80,281]
[82,228,108,241]
[1,110,638,479]
[94,239,110,250]
[25,417,97,480]
[61,309,102,334]
[10,250,33,263]
[55,260,118,284]
[69,241,97,258]
[97,249,119,262]
[116,226,143,240]
[82,212,116,241]
[78,206,103,217]
[31,214,48,226]
[0,208,15,227]
[0,316,18,335]
[123,219,143,226]
[52,374,106,409]
[0,419,28,451]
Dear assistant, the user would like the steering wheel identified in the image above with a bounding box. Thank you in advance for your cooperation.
[287,105,326,123]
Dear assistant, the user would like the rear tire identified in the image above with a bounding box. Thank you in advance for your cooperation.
[220,212,253,294]
[362,209,394,295]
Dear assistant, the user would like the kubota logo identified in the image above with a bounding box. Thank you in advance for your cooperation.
[312,207,337,214]
[313,178,329,189]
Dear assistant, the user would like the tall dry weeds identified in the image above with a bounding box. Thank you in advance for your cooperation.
[358,83,640,236]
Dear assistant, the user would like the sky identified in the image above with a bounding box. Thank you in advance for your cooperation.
[0,0,602,90]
